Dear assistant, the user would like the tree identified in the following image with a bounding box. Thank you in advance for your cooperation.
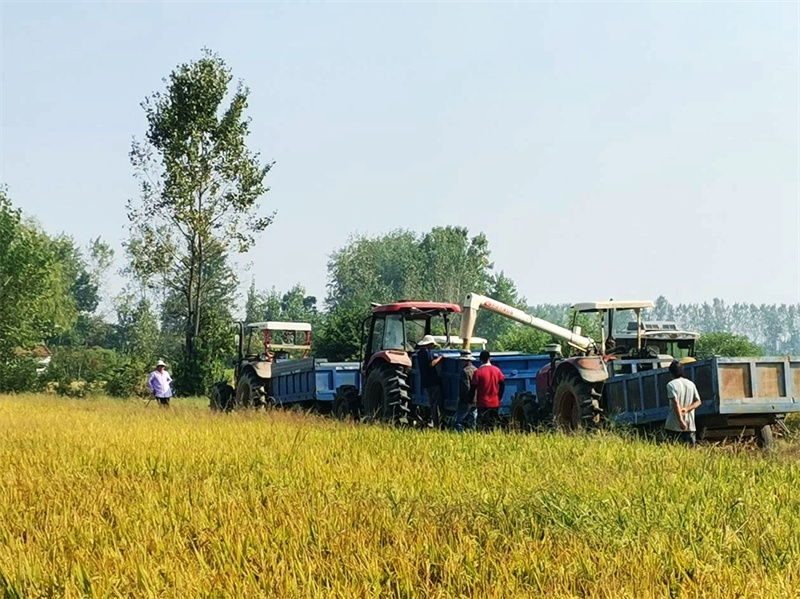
[495,326,550,355]
[696,332,763,358]
[474,272,525,345]
[0,189,79,390]
[420,226,492,303]
[126,50,273,394]
[157,241,237,393]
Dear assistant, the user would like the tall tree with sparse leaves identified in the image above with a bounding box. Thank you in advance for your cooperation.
[126,50,273,394]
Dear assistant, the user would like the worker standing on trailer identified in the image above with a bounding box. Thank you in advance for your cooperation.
[147,360,173,407]
[471,351,505,431]
[665,360,701,446]
[416,335,445,428]
[452,350,478,432]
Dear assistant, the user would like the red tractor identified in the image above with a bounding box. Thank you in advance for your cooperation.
[332,301,462,422]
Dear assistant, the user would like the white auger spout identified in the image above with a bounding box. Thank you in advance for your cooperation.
[459,292,597,352]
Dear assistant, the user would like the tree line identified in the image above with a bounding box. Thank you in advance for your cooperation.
[1,50,795,396]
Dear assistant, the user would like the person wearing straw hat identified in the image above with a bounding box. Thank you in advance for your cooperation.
[452,350,478,432]
[147,360,173,407]
[416,335,445,428]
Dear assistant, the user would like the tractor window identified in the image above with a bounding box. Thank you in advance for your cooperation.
[370,317,385,356]
[383,314,406,350]
[404,317,428,349]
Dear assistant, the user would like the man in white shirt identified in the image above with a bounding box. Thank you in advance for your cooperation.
[665,360,701,446]
[147,360,173,407]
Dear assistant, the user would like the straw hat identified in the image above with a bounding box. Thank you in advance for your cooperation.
[156,360,167,367]
[417,335,438,348]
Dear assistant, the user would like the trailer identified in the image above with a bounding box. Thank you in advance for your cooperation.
[270,358,360,410]
[604,356,800,445]
[409,350,550,416]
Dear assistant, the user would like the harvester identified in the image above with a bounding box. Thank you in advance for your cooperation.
[459,293,659,428]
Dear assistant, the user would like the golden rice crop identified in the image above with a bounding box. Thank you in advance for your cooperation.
[2,394,799,598]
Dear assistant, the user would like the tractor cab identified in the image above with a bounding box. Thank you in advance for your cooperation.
[234,321,312,386]
[362,301,462,369]
[570,300,656,357]
[614,321,699,361]
[570,300,698,375]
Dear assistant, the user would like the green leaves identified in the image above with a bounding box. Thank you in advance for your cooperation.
[0,189,79,372]
[696,332,763,358]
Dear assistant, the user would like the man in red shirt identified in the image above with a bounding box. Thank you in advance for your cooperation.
[469,351,505,431]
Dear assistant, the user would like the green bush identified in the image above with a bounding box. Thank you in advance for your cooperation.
[106,360,151,398]
[44,347,120,397]
[0,358,43,393]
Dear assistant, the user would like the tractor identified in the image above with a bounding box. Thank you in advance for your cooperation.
[209,321,312,411]
[332,301,462,422]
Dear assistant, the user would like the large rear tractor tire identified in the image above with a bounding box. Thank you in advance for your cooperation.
[333,385,360,420]
[235,369,268,409]
[362,362,410,423]
[552,372,600,431]
[209,382,235,412]
[510,392,538,432]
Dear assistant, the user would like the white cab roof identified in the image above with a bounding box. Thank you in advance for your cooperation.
[572,300,655,312]
[247,321,312,332]
[432,335,488,345]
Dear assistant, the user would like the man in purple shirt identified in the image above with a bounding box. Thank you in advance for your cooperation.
[147,360,173,407]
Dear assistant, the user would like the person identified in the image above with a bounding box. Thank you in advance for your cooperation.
[416,335,445,428]
[665,360,701,446]
[147,360,173,407]
[470,350,505,431]
[451,350,478,432]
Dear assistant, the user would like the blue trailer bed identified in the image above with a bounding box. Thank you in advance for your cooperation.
[270,358,360,406]
[410,351,550,415]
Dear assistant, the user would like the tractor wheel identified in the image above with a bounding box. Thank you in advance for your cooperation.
[510,392,538,432]
[756,423,774,450]
[235,369,267,409]
[362,362,410,423]
[333,385,360,420]
[209,382,235,412]
[552,372,599,431]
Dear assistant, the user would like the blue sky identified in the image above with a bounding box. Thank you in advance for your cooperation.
[1,1,798,310]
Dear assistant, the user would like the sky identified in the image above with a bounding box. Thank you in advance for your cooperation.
[1,1,799,311]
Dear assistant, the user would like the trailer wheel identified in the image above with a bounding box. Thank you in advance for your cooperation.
[362,362,410,423]
[553,372,597,430]
[209,382,235,412]
[510,392,538,432]
[235,369,267,409]
[333,385,360,420]
[756,424,774,450]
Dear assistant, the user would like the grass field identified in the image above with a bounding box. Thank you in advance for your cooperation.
[2,395,800,598]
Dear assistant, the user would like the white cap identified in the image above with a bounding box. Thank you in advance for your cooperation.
[156,360,167,367]
[417,335,438,347]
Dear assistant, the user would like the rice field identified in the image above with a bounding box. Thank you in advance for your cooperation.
[2,394,799,598]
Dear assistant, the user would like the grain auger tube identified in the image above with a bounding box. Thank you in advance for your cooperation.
[459,292,598,353]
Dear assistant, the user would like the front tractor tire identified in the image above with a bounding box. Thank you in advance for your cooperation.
[362,362,410,423]
[552,371,601,430]
[235,369,268,409]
